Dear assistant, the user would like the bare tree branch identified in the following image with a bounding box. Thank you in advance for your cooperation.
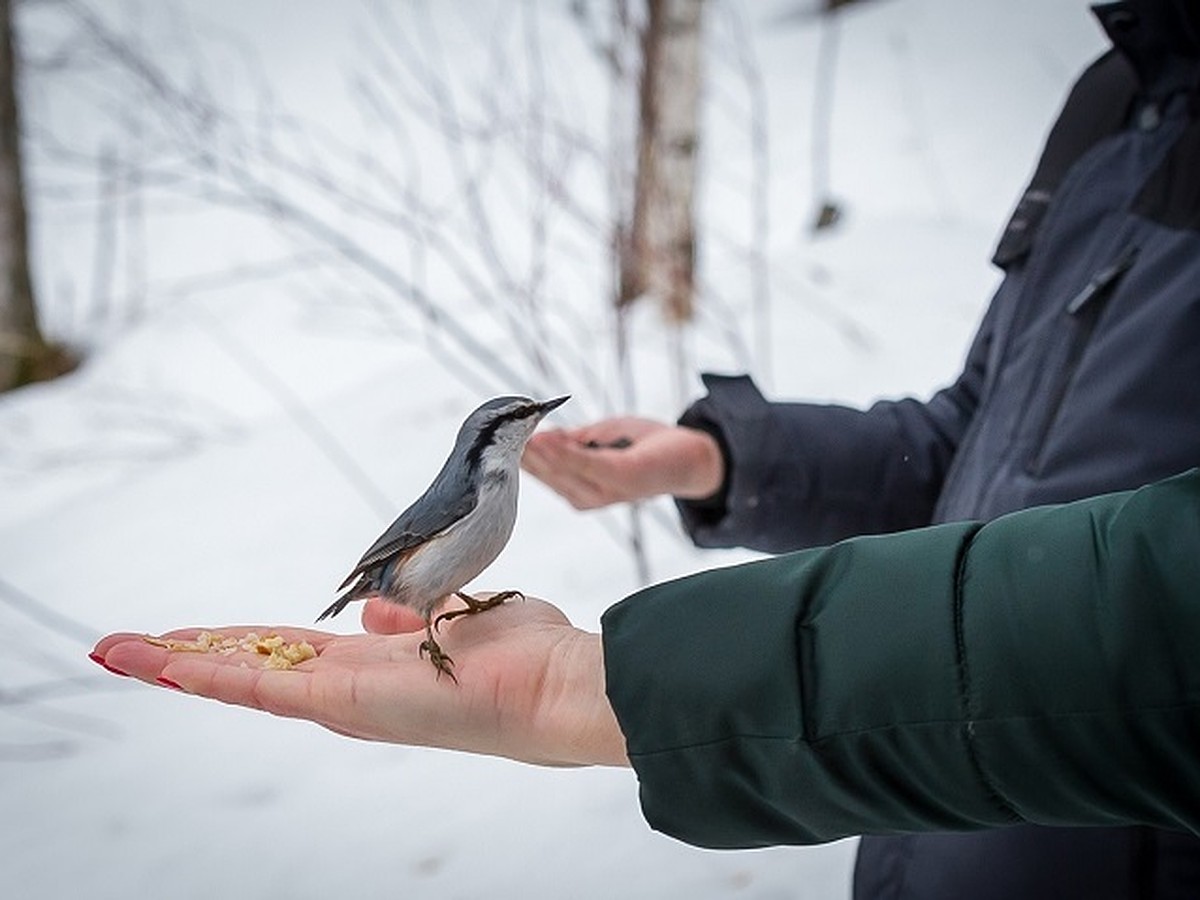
[0,574,98,646]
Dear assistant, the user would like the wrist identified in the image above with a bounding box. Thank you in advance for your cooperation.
[542,631,630,767]
[675,426,727,501]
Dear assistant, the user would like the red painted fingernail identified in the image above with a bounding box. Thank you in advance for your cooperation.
[156,676,184,691]
[89,652,130,677]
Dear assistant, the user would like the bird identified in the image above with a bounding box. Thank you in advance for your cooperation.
[318,394,569,681]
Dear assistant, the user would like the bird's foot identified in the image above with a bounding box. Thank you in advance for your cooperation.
[419,625,457,684]
[435,590,523,632]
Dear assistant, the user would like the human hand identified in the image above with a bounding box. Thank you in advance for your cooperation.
[522,417,724,510]
[90,596,629,768]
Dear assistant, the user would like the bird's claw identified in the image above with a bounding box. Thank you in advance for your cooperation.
[435,590,523,632]
[421,592,521,683]
[419,634,458,684]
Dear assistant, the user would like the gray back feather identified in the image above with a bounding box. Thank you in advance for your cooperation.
[338,396,532,588]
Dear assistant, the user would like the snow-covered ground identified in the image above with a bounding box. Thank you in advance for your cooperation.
[1,1,1105,897]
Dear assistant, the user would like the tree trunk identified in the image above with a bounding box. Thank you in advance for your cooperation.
[0,0,68,391]
[619,0,704,323]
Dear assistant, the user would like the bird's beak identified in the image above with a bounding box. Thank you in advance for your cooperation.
[536,395,570,416]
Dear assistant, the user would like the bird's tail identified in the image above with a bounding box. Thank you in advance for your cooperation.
[318,574,373,622]
[316,592,353,622]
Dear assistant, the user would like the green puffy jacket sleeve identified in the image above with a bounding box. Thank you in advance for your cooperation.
[601,469,1200,849]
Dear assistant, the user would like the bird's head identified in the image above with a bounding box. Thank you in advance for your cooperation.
[461,394,569,473]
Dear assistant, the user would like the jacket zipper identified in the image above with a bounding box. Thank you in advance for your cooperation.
[1065,243,1139,314]
[1026,243,1140,475]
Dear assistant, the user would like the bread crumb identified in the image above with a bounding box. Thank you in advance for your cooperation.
[144,632,316,670]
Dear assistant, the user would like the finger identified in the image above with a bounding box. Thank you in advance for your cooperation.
[92,631,147,661]
[95,625,337,652]
[159,637,454,734]
[537,426,639,459]
[526,432,618,484]
[558,473,625,509]
[547,443,644,507]
[94,627,337,683]
[362,598,426,634]
[569,418,658,444]
[521,435,559,479]
[160,653,325,715]
[523,429,578,470]
[523,437,598,500]
[525,448,617,508]
[97,635,182,684]
[99,632,348,717]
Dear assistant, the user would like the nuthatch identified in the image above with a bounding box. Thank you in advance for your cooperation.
[318,394,569,681]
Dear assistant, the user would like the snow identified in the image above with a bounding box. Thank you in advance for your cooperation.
[1,1,1106,897]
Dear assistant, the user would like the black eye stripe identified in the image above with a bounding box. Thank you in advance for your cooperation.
[466,406,535,468]
[491,403,538,424]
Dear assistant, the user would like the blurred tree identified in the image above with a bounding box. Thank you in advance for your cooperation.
[619,0,705,323]
[16,0,774,581]
[0,0,72,392]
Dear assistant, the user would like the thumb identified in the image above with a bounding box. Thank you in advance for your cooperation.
[362,597,426,634]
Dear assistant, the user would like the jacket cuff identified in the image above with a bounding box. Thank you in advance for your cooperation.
[676,373,805,548]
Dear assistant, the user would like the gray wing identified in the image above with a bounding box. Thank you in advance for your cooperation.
[337,469,477,590]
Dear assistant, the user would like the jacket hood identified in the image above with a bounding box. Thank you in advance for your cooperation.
[1135,0,1200,55]
[1095,1,1200,96]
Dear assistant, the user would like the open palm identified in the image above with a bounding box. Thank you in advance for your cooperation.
[92,597,627,768]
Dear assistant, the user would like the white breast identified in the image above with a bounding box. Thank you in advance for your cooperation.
[393,468,519,617]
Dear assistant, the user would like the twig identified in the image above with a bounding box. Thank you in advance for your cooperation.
[188,304,397,520]
[0,575,98,646]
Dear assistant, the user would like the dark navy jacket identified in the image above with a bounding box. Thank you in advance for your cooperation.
[675,2,1200,897]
